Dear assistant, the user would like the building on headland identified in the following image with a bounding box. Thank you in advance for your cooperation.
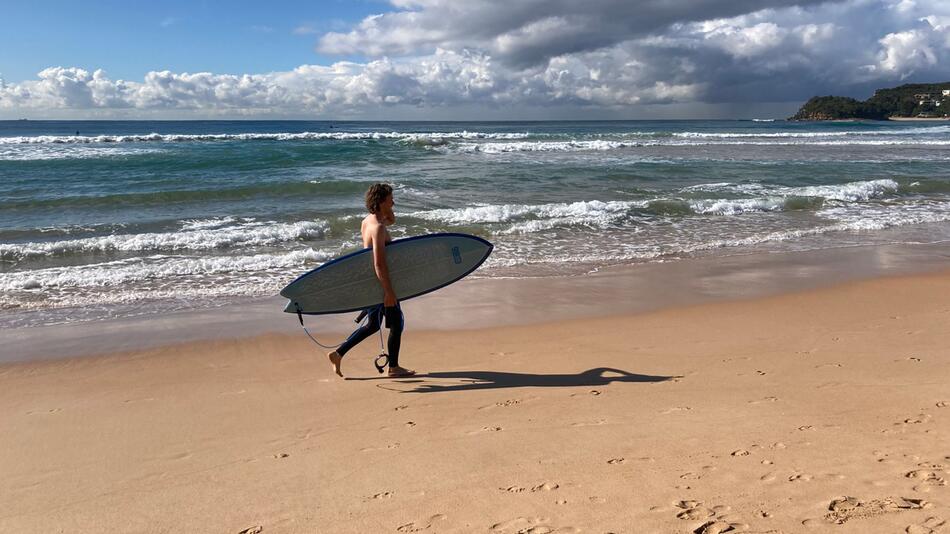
[943,89,950,97]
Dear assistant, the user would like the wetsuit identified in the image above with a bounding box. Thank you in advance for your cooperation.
[335,304,404,367]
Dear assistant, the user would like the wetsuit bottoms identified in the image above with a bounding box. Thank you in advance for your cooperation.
[336,304,404,367]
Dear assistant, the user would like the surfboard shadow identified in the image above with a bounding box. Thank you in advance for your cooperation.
[351,367,679,393]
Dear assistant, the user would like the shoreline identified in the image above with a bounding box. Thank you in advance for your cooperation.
[888,116,950,121]
[1,260,948,532]
[4,240,949,364]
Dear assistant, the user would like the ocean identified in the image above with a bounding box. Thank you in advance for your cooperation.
[2,119,949,329]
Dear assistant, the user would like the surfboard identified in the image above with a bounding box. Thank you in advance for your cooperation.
[281,233,493,315]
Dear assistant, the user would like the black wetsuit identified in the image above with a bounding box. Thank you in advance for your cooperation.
[336,304,403,367]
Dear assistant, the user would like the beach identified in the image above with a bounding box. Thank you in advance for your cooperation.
[2,119,950,532]
[2,245,949,533]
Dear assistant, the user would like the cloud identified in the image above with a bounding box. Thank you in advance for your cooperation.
[317,0,831,68]
[3,0,950,118]
[293,25,319,35]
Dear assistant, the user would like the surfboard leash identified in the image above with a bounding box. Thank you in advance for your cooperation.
[294,303,388,370]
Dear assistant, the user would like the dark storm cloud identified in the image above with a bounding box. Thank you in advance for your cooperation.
[318,0,837,68]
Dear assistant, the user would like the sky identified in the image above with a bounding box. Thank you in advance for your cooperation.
[1,0,949,120]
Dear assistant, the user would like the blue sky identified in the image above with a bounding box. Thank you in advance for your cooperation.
[0,0,388,82]
[1,1,949,119]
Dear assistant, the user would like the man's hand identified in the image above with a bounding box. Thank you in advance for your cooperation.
[384,290,397,307]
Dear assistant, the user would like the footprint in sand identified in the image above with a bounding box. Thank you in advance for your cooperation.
[361,442,400,452]
[823,496,930,525]
[405,421,417,428]
[468,426,503,434]
[937,401,948,408]
[903,414,933,425]
[661,406,692,414]
[788,473,812,482]
[273,453,289,459]
[489,516,578,534]
[369,491,394,500]
[501,483,559,493]
[607,458,626,465]
[396,514,446,532]
[748,396,779,405]
[906,467,948,491]
[238,527,263,534]
[675,501,747,532]
[570,419,607,427]
[675,501,714,520]
[123,397,157,403]
[394,405,409,411]
[731,449,751,457]
[906,516,947,534]
[570,389,602,397]
[692,520,748,534]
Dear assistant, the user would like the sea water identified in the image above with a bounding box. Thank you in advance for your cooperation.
[2,119,949,328]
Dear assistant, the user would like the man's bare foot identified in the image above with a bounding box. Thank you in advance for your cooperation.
[327,351,343,378]
[388,366,415,378]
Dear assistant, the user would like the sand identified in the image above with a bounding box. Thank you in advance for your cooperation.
[1,270,949,533]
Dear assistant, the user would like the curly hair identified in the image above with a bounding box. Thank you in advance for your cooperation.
[364,183,393,214]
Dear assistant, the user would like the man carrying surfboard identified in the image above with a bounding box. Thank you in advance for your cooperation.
[327,184,416,378]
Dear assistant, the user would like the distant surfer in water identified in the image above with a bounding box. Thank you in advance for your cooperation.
[327,184,415,378]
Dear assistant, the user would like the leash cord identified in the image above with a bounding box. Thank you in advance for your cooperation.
[294,303,386,352]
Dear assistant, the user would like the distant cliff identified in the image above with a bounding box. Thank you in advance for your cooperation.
[789,82,950,120]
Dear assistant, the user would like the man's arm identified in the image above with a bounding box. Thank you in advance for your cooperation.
[371,224,397,307]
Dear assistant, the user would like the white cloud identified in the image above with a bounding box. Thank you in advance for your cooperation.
[293,25,319,35]
[3,0,950,118]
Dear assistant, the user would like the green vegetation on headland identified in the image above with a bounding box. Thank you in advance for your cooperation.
[789,82,950,120]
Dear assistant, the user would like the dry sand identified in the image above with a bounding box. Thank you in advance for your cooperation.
[1,270,949,533]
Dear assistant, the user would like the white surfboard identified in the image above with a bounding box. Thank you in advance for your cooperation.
[281,233,493,315]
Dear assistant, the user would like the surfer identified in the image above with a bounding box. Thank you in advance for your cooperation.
[327,184,416,378]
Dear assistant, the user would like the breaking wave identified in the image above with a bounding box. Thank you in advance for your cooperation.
[0,220,327,260]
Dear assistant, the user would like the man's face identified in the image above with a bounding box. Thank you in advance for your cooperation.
[381,193,395,218]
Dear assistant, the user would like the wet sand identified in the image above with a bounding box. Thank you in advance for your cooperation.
[5,241,950,363]
[1,254,948,532]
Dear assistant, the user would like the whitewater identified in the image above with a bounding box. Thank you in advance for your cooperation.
[2,119,949,327]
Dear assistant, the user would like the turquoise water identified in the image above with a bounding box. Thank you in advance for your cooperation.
[2,120,949,327]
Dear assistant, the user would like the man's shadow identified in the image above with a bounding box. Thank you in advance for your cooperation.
[349,367,679,393]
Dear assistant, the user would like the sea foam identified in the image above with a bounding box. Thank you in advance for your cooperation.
[0,220,328,260]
